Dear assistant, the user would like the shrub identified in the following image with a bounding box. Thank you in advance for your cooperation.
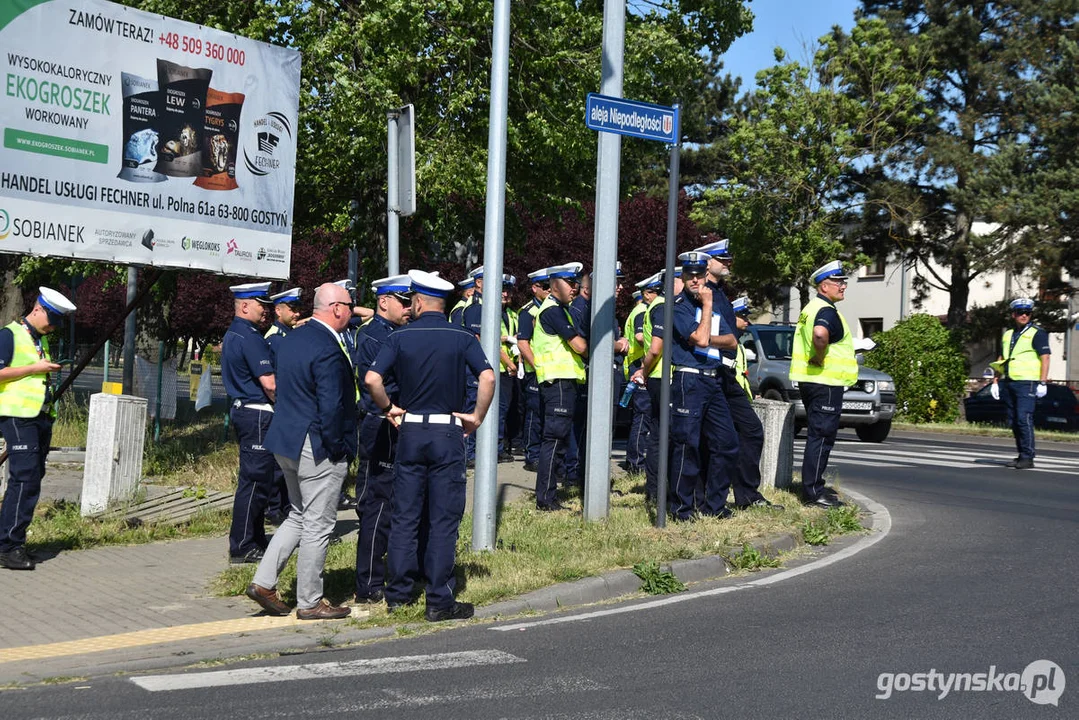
[866,314,969,423]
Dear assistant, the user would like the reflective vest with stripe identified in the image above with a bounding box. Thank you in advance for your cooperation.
[734,343,752,399]
[622,302,647,379]
[641,296,666,379]
[0,321,51,418]
[1001,326,1042,381]
[531,296,586,384]
[519,301,541,373]
[789,297,858,387]
[500,308,519,372]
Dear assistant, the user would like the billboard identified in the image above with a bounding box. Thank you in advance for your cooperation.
[0,0,301,279]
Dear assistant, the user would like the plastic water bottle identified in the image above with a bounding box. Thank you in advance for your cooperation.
[618,382,637,408]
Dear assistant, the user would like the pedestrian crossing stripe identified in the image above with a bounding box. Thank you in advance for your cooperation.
[793,440,1079,474]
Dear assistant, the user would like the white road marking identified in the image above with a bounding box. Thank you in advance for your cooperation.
[492,487,891,631]
[130,649,526,692]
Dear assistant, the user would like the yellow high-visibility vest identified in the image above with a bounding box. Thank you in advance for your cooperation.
[531,296,586,384]
[518,301,541,373]
[622,302,647,379]
[0,321,51,418]
[1000,326,1043,380]
[641,296,666,379]
[500,308,519,372]
[735,343,752,399]
[789,297,858,387]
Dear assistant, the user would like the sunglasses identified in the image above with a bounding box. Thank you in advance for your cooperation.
[329,301,355,311]
[1012,310,1031,316]
[825,278,848,287]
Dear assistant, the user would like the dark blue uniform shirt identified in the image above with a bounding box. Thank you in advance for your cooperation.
[265,321,291,367]
[1010,323,1051,356]
[671,290,721,369]
[812,293,845,344]
[356,314,401,414]
[517,299,540,343]
[539,300,580,343]
[569,295,591,341]
[706,279,738,358]
[369,311,491,415]
[463,291,484,336]
[648,300,666,343]
[0,327,15,370]
[221,317,274,403]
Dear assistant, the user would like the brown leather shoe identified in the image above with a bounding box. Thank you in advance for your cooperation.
[245,583,291,616]
[297,600,351,620]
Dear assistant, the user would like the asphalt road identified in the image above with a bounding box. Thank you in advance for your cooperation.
[4,430,1076,718]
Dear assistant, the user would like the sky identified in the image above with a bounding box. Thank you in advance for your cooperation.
[720,0,862,90]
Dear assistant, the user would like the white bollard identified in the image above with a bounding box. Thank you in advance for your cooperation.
[752,398,794,490]
[81,393,148,515]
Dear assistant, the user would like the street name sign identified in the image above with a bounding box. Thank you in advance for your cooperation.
[585,93,678,144]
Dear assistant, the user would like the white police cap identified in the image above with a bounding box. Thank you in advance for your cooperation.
[677,251,711,270]
[636,272,663,291]
[37,287,76,321]
[502,274,516,286]
[408,269,454,298]
[371,274,412,296]
[270,287,302,304]
[732,296,750,314]
[811,261,848,285]
[694,238,731,259]
[547,262,583,280]
[332,279,355,291]
[616,260,625,277]
[1009,297,1035,311]
[468,266,485,279]
[457,276,475,289]
[632,290,642,301]
[230,282,273,304]
[527,267,550,283]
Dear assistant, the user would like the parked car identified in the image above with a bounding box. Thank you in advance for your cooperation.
[740,323,896,442]
[963,383,1079,431]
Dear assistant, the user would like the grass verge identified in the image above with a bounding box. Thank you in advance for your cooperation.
[212,473,867,626]
[892,420,1078,443]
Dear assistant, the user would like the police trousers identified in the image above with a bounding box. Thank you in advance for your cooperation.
[229,405,274,557]
[536,379,577,508]
[355,413,397,598]
[0,414,52,552]
[800,382,844,500]
[1001,379,1037,460]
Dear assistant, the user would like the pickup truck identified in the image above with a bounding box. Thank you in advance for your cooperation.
[739,323,897,442]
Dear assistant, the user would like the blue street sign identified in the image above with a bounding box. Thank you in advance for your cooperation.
[585,93,679,144]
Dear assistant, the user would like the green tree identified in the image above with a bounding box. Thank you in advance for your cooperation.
[866,313,970,423]
[846,0,1078,328]
[690,18,925,306]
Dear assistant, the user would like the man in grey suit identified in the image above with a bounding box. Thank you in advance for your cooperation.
[245,282,359,620]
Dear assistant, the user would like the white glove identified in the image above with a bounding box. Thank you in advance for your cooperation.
[1036,382,1047,398]
[990,383,999,400]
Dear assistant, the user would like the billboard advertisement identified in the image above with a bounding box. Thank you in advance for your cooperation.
[0,0,301,279]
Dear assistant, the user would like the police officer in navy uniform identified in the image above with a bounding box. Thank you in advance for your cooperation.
[353,275,412,604]
[693,239,778,511]
[461,266,491,465]
[661,252,741,520]
[0,287,76,570]
[496,274,520,462]
[449,276,476,326]
[222,282,277,563]
[622,287,652,474]
[263,287,304,525]
[991,297,1051,469]
[366,270,494,621]
[789,261,857,508]
[630,269,682,504]
[516,268,551,472]
[565,271,591,487]
[531,262,588,510]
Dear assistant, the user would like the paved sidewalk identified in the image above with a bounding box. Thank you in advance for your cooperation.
[0,452,574,683]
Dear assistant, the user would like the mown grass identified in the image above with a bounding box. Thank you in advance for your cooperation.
[212,472,866,626]
[24,498,232,553]
[893,420,1079,443]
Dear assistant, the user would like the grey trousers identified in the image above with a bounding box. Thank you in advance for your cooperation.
[252,436,347,610]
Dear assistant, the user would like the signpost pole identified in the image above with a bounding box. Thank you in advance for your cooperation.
[386,111,401,275]
[472,0,511,552]
[122,266,137,395]
[656,106,681,529]
[583,0,626,522]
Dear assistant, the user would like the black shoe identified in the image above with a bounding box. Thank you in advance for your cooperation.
[537,501,565,512]
[266,513,288,526]
[498,453,514,463]
[229,548,265,564]
[700,506,734,520]
[355,589,385,605]
[386,600,415,614]
[523,462,538,472]
[737,499,785,512]
[1005,457,1020,468]
[0,547,35,570]
[425,601,475,622]
[803,495,845,509]
[1014,457,1034,469]
[466,459,475,469]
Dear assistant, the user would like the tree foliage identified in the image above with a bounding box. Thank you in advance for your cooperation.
[866,313,969,423]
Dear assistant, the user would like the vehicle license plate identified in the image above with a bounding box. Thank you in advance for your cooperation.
[1047,416,1066,424]
[843,401,872,411]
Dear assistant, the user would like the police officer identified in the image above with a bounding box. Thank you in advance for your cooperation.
[790,261,857,508]
[565,272,591,487]
[461,266,491,464]
[991,298,1051,469]
[694,239,777,511]
[516,268,551,472]
[665,252,741,520]
[622,287,652,474]
[366,270,494,622]
[353,275,412,604]
[0,287,76,570]
[497,274,520,462]
[221,282,277,563]
[449,275,476,326]
[630,269,682,503]
[532,262,588,510]
[731,296,754,401]
[263,287,303,525]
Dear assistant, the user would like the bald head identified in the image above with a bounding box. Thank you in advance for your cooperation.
[313,282,353,331]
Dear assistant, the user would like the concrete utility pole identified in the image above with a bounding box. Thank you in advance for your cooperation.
[122,266,137,394]
[582,0,626,522]
[386,111,400,275]
[471,0,510,552]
